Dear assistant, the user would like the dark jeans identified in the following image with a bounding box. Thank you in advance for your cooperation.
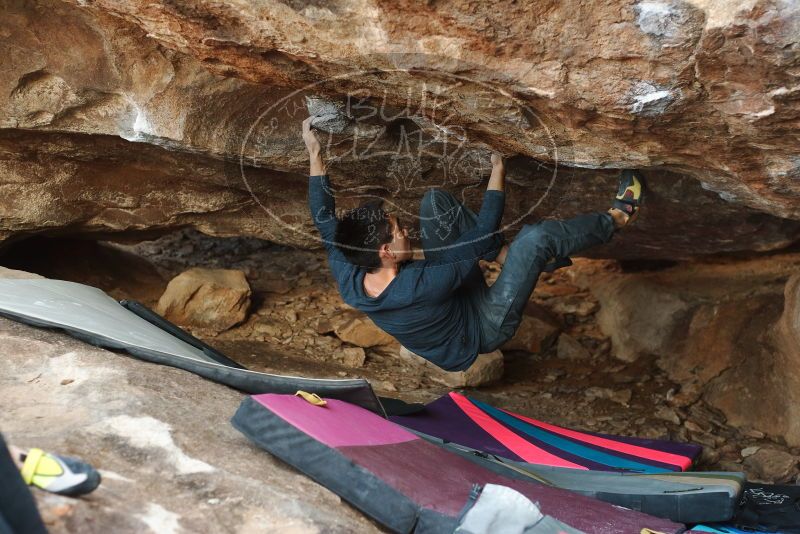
[0,433,47,534]
[419,189,615,353]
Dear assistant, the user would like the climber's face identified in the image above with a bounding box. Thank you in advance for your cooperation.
[385,214,412,264]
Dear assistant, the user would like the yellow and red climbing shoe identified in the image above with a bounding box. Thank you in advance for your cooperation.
[20,448,101,496]
[612,170,646,219]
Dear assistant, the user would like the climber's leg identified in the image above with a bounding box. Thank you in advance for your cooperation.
[475,213,616,352]
[474,170,646,351]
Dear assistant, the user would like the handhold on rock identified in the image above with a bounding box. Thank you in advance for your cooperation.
[305,96,351,134]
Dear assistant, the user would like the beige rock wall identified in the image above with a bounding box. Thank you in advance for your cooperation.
[587,254,800,446]
[0,0,798,259]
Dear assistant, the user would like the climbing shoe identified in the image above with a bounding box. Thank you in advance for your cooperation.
[612,170,646,220]
[20,448,101,496]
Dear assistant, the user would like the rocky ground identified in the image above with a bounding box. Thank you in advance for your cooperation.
[3,229,798,495]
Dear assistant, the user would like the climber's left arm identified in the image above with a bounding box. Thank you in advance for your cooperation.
[304,117,338,253]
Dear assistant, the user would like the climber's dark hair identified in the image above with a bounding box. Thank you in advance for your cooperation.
[335,199,393,272]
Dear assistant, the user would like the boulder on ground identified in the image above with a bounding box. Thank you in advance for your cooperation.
[324,309,395,348]
[398,346,504,387]
[501,310,560,354]
[743,448,800,484]
[156,268,251,332]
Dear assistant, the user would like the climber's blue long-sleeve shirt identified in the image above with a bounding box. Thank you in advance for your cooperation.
[309,175,504,371]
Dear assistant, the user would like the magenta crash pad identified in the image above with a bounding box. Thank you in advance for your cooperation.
[232,393,685,534]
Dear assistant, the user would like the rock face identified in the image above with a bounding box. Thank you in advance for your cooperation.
[156,268,252,332]
[595,278,691,363]
[0,318,379,533]
[588,254,800,446]
[0,0,799,259]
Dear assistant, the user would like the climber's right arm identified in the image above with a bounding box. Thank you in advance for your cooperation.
[303,116,326,176]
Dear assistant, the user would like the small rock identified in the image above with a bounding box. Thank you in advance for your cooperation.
[336,346,366,368]
[745,429,766,439]
[718,461,745,472]
[501,311,560,354]
[584,387,631,406]
[700,447,721,465]
[60,378,74,386]
[542,369,566,382]
[668,385,702,408]
[254,322,281,339]
[643,426,669,440]
[684,420,704,433]
[743,448,799,483]
[314,318,334,335]
[655,406,681,425]
[547,295,599,317]
[374,380,397,392]
[612,389,632,406]
[156,268,251,333]
[611,373,637,384]
[556,333,591,360]
[695,433,726,449]
[398,346,504,387]
[333,311,394,348]
[284,310,298,323]
[314,336,341,351]
[741,446,761,458]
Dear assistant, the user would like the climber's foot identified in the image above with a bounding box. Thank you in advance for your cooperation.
[19,447,101,496]
[609,170,646,228]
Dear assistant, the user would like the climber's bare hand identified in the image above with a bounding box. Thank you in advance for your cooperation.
[490,152,504,168]
[302,116,321,155]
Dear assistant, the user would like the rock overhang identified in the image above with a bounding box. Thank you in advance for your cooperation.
[0,0,797,259]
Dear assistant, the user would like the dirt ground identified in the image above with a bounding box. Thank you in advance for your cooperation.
[3,229,798,483]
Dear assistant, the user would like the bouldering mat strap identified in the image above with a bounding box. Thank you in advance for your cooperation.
[295,390,327,407]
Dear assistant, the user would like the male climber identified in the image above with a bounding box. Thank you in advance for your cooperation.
[303,116,643,372]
